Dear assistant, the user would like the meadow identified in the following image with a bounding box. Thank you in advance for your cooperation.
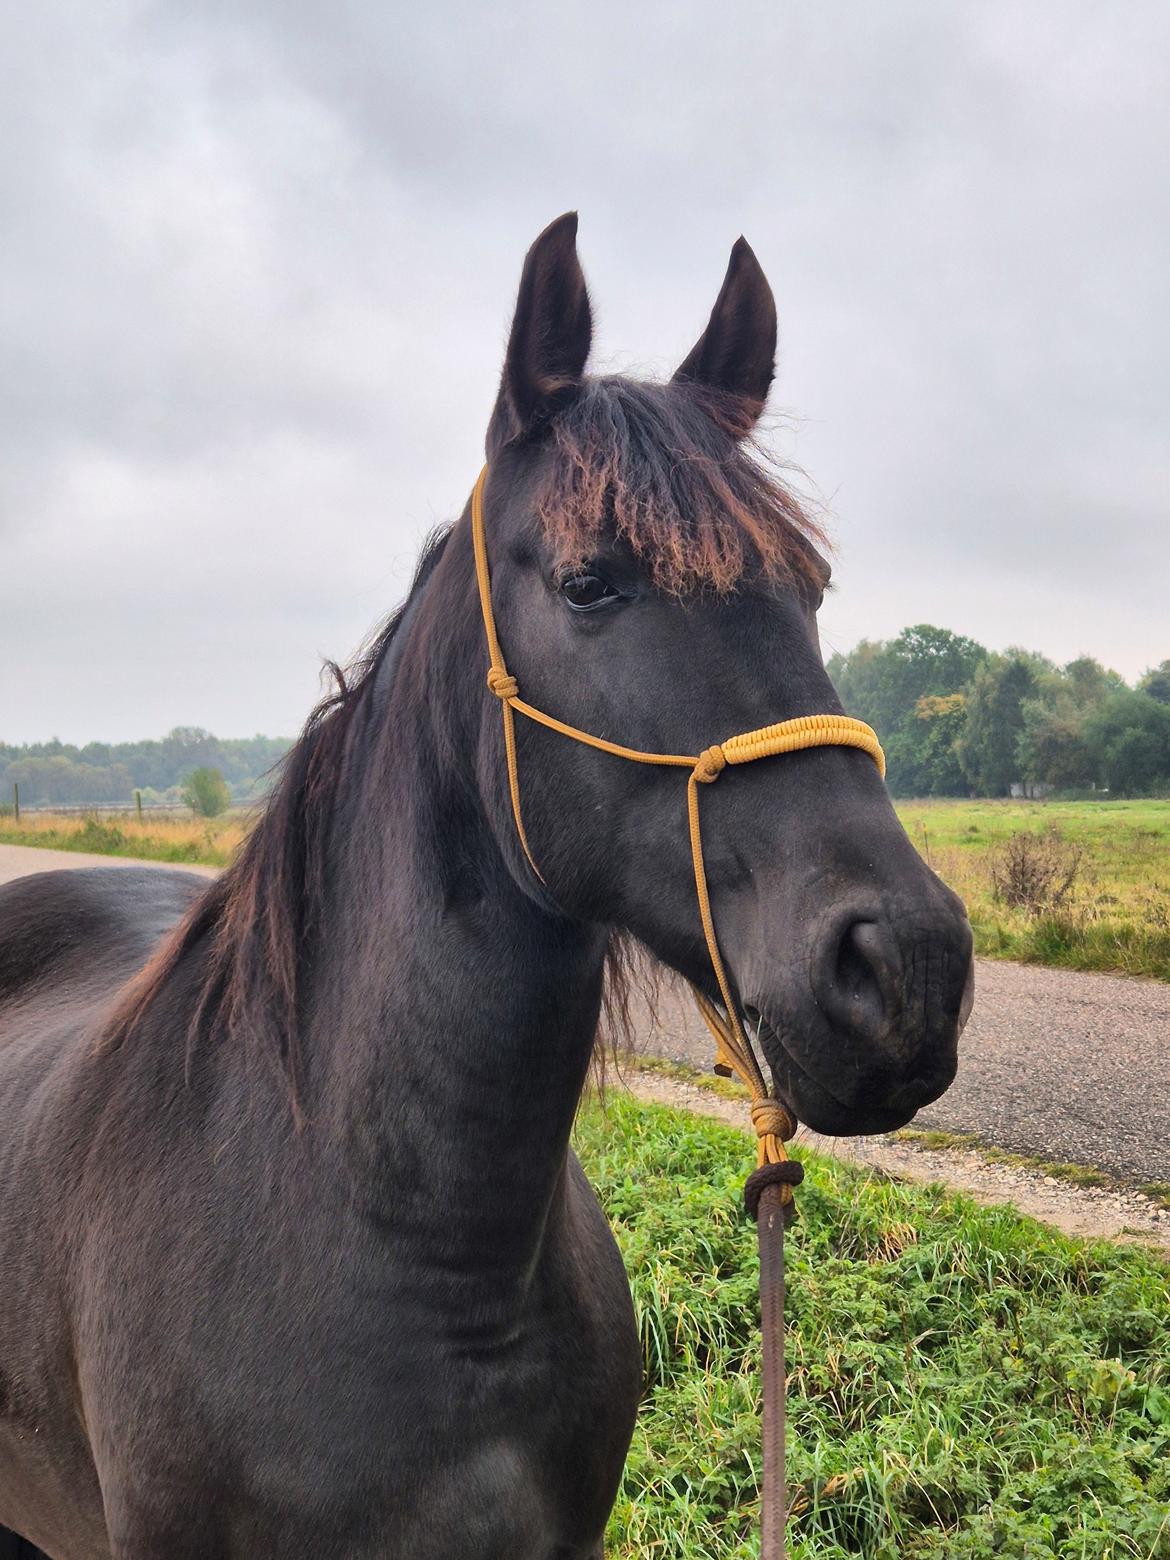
[579,1092,1170,1559]
[896,799,1170,981]
[2,796,1168,980]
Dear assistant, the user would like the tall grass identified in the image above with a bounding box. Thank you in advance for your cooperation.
[897,800,1170,981]
[0,810,249,867]
[577,1094,1170,1558]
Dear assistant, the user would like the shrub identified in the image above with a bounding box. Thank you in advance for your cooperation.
[989,829,1082,914]
[182,766,231,818]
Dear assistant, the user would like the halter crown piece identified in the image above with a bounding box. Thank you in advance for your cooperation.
[470,466,886,1179]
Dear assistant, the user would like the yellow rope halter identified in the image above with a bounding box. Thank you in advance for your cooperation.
[471,466,885,1194]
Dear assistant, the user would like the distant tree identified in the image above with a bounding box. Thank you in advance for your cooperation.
[1063,656,1126,706]
[1083,692,1170,796]
[956,651,1048,796]
[183,766,232,818]
[828,624,986,795]
[1014,656,1122,790]
[909,693,969,795]
[1017,702,1094,789]
[1139,660,1170,706]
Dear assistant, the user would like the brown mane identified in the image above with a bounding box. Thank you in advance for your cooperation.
[538,377,828,594]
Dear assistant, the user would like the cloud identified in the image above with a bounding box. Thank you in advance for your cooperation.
[2,0,1167,740]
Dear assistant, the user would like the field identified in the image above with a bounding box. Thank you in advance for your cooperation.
[895,799,1170,981]
[579,1092,1170,1559]
[2,797,1168,980]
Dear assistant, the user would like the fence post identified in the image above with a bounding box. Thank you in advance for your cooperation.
[12,783,18,824]
[135,789,143,822]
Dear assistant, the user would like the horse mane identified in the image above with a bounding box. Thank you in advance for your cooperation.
[537,377,828,594]
[100,529,455,1099]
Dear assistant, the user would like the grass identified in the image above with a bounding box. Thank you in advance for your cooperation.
[892,1128,1169,1203]
[0,810,249,868]
[896,799,1170,982]
[3,796,1170,980]
[576,1092,1170,1559]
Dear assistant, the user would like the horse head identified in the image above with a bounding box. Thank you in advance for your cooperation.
[470,213,973,1137]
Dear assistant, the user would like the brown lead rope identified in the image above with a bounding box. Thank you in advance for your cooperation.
[469,466,883,1557]
[758,1184,791,1556]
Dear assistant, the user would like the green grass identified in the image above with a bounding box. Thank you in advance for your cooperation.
[576,1093,1170,1559]
[0,811,246,867]
[895,799,1170,981]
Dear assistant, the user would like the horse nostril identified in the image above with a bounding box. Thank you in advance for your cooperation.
[826,919,901,1042]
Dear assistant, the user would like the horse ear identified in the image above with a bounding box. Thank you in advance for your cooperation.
[487,212,593,454]
[672,237,777,422]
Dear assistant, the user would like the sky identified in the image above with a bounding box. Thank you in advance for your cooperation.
[2,1,1167,745]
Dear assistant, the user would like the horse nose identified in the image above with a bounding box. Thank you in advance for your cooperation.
[815,917,904,1050]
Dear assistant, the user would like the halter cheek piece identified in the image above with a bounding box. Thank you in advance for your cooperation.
[470,466,886,1192]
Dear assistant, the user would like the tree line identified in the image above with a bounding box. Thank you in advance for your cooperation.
[827,628,1170,797]
[6,637,1170,807]
[0,728,290,808]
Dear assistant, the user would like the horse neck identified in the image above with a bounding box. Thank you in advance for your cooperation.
[310,553,609,1314]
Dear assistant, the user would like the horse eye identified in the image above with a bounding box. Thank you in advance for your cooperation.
[560,573,620,611]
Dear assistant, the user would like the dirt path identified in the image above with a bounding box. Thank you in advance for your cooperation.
[622,1067,1170,1258]
[0,842,217,885]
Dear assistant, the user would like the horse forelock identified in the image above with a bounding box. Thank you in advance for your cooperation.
[537,376,829,596]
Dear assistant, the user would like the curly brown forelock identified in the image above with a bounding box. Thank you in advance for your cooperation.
[536,378,827,595]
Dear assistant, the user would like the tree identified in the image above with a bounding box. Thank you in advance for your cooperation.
[1139,661,1170,706]
[956,651,1048,796]
[1083,692,1170,796]
[183,766,232,818]
[909,693,969,796]
[1017,702,1094,789]
[827,624,986,795]
[1063,656,1126,706]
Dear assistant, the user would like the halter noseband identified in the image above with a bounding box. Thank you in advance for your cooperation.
[470,465,885,1188]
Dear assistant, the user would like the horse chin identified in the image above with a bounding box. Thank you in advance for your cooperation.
[751,1012,958,1139]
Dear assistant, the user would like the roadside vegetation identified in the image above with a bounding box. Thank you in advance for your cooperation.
[0,810,249,867]
[577,1093,1170,1559]
[896,798,1170,981]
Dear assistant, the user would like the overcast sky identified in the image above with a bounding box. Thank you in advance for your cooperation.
[2,1,1167,744]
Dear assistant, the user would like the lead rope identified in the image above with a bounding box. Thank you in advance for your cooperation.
[470,466,885,1557]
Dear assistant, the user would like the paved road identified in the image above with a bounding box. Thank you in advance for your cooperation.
[640,961,1170,1184]
[2,844,1167,1182]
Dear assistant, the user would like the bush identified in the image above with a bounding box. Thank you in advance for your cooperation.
[182,766,231,818]
[989,829,1082,913]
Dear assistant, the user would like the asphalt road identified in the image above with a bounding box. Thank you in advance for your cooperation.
[639,959,1170,1185]
[2,844,1167,1183]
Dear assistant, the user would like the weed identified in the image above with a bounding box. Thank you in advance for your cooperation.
[989,827,1082,913]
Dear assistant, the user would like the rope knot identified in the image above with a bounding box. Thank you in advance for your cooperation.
[692,745,727,784]
[486,667,519,701]
[743,1159,804,1221]
[751,1098,796,1142]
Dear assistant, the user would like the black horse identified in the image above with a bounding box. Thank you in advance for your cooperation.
[0,216,972,1559]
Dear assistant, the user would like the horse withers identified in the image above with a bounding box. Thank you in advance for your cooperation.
[0,215,973,1559]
